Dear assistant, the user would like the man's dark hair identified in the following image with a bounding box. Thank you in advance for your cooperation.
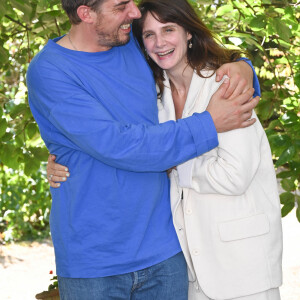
[61,0,105,24]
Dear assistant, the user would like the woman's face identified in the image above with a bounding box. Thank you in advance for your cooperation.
[142,12,192,73]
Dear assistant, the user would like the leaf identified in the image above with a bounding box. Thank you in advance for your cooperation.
[26,122,38,139]
[281,202,294,217]
[268,134,291,148]
[280,111,299,126]
[216,5,234,16]
[24,157,41,176]
[275,145,297,167]
[255,99,274,120]
[296,207,300,223]
[0,132,14,142]
[280,192,294,205]
[281,178,295,192]
[0,1,8,20]
[271,19,292,42]
[294,73,300,89]
[0,144,20,169]
[277,170,296,179]
[9,0,33,23]
[266,119,281,130]
[0,118,7,138]
[9,103,28,119]
[29,147,49,161]
[0,46,9,66]
[249,15,266,31]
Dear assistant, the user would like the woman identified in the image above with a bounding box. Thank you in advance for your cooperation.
[47,0,282,299]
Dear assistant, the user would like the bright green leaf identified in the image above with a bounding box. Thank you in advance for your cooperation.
[216,5,234,16]
[281,202,294,217]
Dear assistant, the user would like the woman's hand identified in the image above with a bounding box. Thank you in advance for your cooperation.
[47,154,70,188]
[216,60,254,99]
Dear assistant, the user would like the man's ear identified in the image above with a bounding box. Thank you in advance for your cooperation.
[77,5,95,24]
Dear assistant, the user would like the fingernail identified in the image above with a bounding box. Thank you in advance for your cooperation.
[66,173,70,177]
[216,75,220,81]
[223,77,229,83]
[65,168,68,171]
[57,183,60,187]
[63,177,66,181]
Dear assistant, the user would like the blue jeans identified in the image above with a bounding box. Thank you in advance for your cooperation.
[58,252,188,300]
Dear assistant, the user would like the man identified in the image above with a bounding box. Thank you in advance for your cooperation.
[27,0,260,299]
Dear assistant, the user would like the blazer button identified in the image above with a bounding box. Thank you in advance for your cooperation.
[192,249,200,256]
[186,208,192,215]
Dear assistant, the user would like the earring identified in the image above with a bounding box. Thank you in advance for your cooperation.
[188,40,192,49]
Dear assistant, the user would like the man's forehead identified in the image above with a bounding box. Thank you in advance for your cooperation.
[101,0,130,8]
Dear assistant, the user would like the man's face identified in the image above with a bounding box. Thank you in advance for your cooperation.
[95,0,141,50]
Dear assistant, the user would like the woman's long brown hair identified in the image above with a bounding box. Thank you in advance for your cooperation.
[132,0,243,95]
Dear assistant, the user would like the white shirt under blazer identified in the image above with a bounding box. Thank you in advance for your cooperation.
[158,70,283,300]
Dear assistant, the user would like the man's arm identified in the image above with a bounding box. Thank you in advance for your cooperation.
[27,59,257,173]
[27,59,218,173]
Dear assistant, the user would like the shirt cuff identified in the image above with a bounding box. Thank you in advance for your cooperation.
[183,111,218,156]
[237,57,261,97]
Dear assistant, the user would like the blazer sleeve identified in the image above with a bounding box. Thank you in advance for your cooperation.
[177,111,262,195]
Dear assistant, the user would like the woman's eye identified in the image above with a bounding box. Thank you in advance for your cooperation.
[165,28,174,33]
[144,33,153,39]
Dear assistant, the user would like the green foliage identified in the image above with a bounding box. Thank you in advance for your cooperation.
[0,0,299,242]
[0,0,69,241]
[0,165,51,241]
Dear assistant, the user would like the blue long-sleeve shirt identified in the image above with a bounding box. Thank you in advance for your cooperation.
[26,33,260,278]
[26,34,218,277]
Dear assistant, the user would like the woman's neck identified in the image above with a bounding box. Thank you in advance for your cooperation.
[166,65,194,119]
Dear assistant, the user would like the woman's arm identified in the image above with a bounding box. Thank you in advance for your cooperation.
[177,111,262,196]
[47,154,70,188]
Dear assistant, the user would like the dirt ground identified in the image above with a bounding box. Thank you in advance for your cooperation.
[0,212,299,300]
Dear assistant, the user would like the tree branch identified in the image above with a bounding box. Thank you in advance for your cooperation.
[4,15,30,30]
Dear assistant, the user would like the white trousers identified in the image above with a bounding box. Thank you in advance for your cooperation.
[188,284,281,300]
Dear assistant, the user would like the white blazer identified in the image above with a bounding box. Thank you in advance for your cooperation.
[158,71,283,300]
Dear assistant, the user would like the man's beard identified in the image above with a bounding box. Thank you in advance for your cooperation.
[95,23,131,48]
[96,31,130,48]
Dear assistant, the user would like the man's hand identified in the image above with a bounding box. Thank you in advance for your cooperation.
[216,60,253,99]
[206,79,259,133]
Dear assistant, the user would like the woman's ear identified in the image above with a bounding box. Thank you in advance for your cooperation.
[77,5,95,24]
[187,32,192,41]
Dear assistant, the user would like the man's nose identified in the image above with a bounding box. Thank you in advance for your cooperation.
[128,2,142,19]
